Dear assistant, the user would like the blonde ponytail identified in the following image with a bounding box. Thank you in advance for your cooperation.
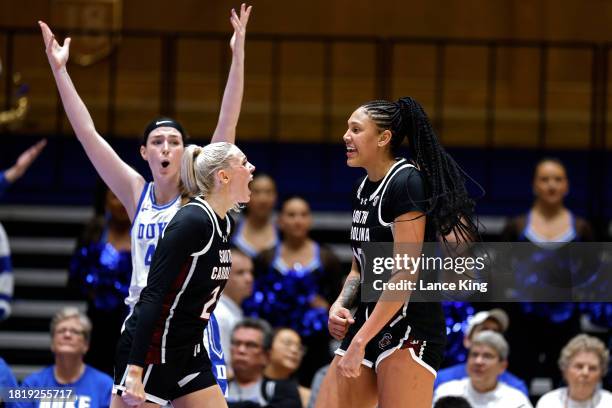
[180,142,240,200]
[181,145,203,197]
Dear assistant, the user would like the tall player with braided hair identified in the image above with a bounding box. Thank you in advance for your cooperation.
[315,97,479,408]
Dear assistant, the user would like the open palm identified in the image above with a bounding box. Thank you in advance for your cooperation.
[38,21,71,71]
[229,3,252,54]
[15,139,47,173]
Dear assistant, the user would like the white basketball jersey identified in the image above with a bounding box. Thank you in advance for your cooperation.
[126,182,182,311]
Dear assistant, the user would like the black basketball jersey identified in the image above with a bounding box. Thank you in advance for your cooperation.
[350,158,446,344]
[127,196,233,366]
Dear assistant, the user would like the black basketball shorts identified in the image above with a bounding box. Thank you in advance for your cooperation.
[112,333,218,404]
[336,302,444,376]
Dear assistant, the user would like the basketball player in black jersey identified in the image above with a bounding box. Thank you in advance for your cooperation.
[315,97,478,408]
[114,142,254,408]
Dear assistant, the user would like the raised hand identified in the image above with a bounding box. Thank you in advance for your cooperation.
[38,21,71,72]
[229,3,252,56]
[4,139,47,183]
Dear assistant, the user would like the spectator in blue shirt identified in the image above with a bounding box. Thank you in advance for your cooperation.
[15,307,113,408]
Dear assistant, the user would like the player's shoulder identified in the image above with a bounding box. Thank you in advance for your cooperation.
[390,162,422,185]
[179,198,216,223]
[164,199,215,236]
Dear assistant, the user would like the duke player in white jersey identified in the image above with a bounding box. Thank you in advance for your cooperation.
[40,3,252,400]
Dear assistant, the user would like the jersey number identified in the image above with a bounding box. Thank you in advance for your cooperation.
[201,286,222,320]
[144,244,156,266]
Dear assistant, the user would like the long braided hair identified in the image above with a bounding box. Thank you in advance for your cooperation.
[360,97,480,242]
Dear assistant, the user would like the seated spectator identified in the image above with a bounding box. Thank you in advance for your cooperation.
[244,196,343,384]
[264,328,310,407]
[501,157,602,387]
[435,308,528,395]
[215,246,255,370]
[536,334,611,408]
[227,318,301,408]
[434,331,532,408]
[501,157,595,301]
[502,158,593,243]
[15,307,113,408]
[232,173,279,258]
[69,182,131,375]
[0,139,46,320]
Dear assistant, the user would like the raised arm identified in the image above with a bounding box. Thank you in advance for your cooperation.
[210,3,252,144]
[39,21,144,220]
[2,139,46,184]
[0,138,45,198]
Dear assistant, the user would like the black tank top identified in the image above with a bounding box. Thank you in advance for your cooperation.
[350,159,446,343]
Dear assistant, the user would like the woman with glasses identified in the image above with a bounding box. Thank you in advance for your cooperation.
[16,307,113,408]
[227,318,302,407]
[264,328,311,407]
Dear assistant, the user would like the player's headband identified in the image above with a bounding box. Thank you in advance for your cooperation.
[142,117,186,145]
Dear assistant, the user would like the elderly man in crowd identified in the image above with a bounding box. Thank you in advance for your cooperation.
[434,330,533,408]
[435,308,528,396]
